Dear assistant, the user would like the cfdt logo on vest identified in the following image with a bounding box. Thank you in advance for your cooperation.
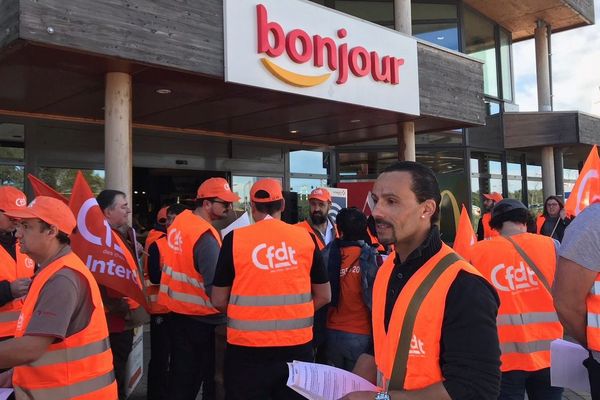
[252,242,298,271]
[224,0,419,115]
[491,262,539,292]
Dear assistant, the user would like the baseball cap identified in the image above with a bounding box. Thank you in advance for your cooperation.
[491,198,528,219]
[250,179,283,203]
[4,196,77,235]
[156,207,168,224]
[0,186,27,212]
[308,188,331,203]
[196,178,240,203]
[483,192,503,203]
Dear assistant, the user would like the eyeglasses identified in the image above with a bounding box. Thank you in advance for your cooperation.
[210,199,232,208]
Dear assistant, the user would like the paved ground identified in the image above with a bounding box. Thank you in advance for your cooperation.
[128,329,592,400]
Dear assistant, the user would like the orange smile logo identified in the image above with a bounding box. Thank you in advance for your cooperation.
[260,58,331,87]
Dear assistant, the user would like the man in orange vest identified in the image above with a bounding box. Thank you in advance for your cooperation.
[158,177,239,400]
[0,186,34,341]
[211,178,331,400]
[144,204,186,400]
[477,192,503,240]
[297,187,338,251]
[554,203,600,399]
[342,161,501,400]
[0,196,118,399]
[469,198,564,399]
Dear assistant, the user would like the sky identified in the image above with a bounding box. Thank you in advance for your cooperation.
[513,2,600,115]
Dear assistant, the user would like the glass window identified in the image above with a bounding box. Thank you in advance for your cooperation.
[564,168,579,195]
[412,2,457,20]
[37,168,105,197]
[290,151,328,175]
[414,23,459,51]
[526,164,542,178]
[232,175,283,217]
[415,129,463,145]
[338,151,398,178]
[485,100,501,115]
[499,29,513,101]
[0,165,24,189]
[334,1,394,28]
[527,179,544,213]
[464,8,498,97]
[507,180,523,200]
[417,150,464,174]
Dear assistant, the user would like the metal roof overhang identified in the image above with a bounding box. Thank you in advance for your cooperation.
[0,0,485,147]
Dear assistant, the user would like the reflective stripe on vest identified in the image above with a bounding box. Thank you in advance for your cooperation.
[162,265,206,290]
[12,252,117,400]
[588,275,600,351]
[14,370,116,400]
[497,312,559,326]
[159,284,214,308]
[228,219,315,347]
[469,233,563,371]
[500,339,554,355]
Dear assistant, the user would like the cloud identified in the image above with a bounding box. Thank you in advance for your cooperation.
[514,2,600,116]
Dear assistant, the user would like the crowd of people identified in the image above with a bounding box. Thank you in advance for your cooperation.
[0,160,598,400]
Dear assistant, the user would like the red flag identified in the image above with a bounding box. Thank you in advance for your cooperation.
[68,171,148,310]
[27,174,69,204]
[453,205,476,259]
[565,146,600,216]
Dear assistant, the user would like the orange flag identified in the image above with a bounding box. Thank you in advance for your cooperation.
[68,171,148,310]
[565,145,600,216]
[27,174,69,204]
[453,205,476,259]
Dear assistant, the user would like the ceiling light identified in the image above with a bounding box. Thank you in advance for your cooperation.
[290,130,298,134]
[156,88,172,94]
[437,36,445,40]
[350,119,361,123]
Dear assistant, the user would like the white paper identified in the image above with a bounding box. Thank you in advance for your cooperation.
[287,360,378,400]
[221,212,251,238]
[550,339,591,392]
[0,389,13,400]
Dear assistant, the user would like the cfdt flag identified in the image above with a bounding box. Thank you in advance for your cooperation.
[565,146,600,216]
[453,205,476,259]
[68,171,148,310]
[27,174,69,204]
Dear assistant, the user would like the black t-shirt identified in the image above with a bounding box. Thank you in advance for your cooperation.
[383,226,501,400]
[213,227,328,359]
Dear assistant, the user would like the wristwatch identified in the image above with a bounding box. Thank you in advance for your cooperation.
[374,392,390,400]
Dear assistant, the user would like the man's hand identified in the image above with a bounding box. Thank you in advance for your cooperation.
[340,391,378,399]
[10,278,31,298]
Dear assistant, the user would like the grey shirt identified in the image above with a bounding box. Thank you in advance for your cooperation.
[559,203,600,360]
[25,247,94,341]
[191,232,225,325]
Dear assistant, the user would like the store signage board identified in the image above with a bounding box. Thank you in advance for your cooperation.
[224,0,420,115]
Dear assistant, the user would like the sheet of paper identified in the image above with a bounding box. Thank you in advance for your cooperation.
[221,212,251,238]
[287,360,378,400]
[550,339,591,392]
[0,389,13,400]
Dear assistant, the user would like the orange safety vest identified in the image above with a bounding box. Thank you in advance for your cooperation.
[373,244,482,391]
[0,243,35,338]
[536,215,545,234]
[481,213,499,240]
[13,251,117,400]
[587,273,600,352]
[228,218,315,347]
[296,219,338,251]
[469,233,562,372]
[158,210,221,316]
[143,235,170,315]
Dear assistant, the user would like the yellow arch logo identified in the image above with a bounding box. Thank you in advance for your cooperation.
[261,58,331,88]
[440,190,461,230]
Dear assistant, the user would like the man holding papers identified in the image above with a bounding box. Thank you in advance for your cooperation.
[211,178,330,400]
[342,162,501,400]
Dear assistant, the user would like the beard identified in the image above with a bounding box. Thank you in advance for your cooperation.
[374,217,396,245]
[310,212,327,225]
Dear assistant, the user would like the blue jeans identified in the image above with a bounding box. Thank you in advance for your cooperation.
[499,368,563,400]
[326,329,371,371]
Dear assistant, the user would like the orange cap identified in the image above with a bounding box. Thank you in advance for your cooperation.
[250,179,283,203]
[308,187,331,203]
[0,186,27,212]
[483,192,503,203]
[156,207,168,224]
[4,196,76,235]
[196,177,240,203]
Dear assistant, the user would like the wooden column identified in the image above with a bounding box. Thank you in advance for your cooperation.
[535,20,556,198]
[104,72,133,203]
[394,0,416,161]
